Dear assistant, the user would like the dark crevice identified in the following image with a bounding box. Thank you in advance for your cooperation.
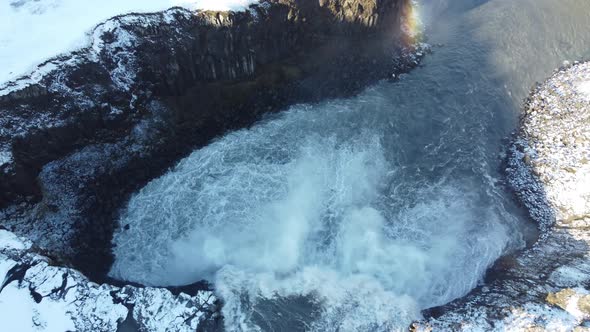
[29,287,43,303]
[1,263,33,293]
[116,303,140,332]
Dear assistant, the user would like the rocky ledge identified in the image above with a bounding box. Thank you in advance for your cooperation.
[415,62,590,331]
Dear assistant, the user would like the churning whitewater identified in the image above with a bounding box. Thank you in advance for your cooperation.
[107,0,590,329]
[110,95,525,330]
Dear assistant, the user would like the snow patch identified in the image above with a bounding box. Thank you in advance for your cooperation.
[173,0,258,11]
[0,282,76,332]
[550,264,590,287]
[0,228,215,331]
[498,303,581,332]
[0,256,17,283]
[0,150,13,167]
[577,80,590,100]
[0,230,31,251]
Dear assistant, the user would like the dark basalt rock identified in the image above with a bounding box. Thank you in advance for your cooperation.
[0,0,422,282]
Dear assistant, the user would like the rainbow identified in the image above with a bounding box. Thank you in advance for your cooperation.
[401,0,423,46]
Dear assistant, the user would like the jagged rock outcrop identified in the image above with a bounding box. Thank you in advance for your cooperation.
[0,0,421,280]
[0,229,218,331]
[414,62,590,331]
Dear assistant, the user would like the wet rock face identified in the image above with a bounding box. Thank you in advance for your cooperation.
[0,0,417,280]
[414,62,590,331]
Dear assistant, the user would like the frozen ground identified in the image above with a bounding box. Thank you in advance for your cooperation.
[578,81,590,101]
[0,0,258,86]
[0,229,217,331]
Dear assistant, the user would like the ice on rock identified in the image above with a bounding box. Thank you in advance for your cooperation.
[578,81,590,100]
[0,150,13,168]
[0,229,31,251]
[0,230,216,331]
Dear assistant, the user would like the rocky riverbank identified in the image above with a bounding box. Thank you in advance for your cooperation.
[0,0,423,282]
[414,61,590,331]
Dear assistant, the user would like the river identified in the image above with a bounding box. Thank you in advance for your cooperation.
[109,0,590,330]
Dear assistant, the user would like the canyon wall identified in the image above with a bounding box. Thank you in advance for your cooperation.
[0,0,420,280]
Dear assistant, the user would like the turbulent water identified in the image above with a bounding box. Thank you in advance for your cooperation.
[110,0,590,330]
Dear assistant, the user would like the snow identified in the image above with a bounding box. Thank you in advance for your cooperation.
[0,257,76,332]
[0,230,30,251]
[121,287,216,332]
[0,150,13,167]
[0,283,76,332]
[174,0,259,11]
[0,232,71,331]
[551,263,590,287]
[578,80,590,100]
[0,0,258,86]
[497,303,581,332]
[0,228,216,331]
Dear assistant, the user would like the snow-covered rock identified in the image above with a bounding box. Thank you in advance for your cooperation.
[0,229,217,331]
[0,0,258,87]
